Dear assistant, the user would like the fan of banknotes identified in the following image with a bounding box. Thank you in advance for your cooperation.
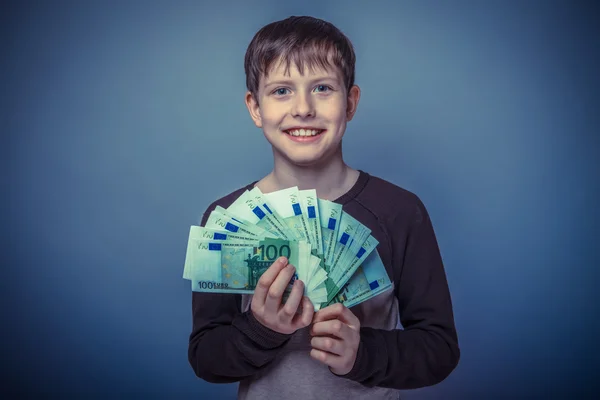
[182,186,393,311]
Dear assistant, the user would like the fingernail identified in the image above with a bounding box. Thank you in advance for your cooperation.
[279,256,287,265]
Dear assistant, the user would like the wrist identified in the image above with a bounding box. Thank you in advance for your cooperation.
[331,339,365,379]
[232,310,292,349]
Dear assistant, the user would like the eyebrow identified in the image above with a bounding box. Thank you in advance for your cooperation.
[263,77,339,88]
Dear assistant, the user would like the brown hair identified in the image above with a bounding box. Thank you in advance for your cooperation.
[244,16,356,99]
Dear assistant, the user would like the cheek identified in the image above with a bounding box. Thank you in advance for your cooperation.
[326,113,348,133]
[260,102,285,128]
[321,99,347,123]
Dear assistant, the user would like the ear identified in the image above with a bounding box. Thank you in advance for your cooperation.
[346,85,361,122]
[245,91,262,128]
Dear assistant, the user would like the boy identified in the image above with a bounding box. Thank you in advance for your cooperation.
[188,16,459,400]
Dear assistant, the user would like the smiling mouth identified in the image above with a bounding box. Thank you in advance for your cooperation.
[283,128,326,137]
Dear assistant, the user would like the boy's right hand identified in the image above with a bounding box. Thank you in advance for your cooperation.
[250,256,314,335]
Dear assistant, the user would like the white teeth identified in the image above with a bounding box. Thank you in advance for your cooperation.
[286,129,322,137]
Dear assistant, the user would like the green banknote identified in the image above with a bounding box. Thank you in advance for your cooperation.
[187,237,302,293]
[189,225,256,242]
[264,187,312,244]
[183,225,256,279]
[322,212,371,300]
[325,234,379,303]
[329,211,371,276]
[316,198,342,270]
[327,249,392,308]
[344,282,393,309]
[247,186,296,240]
[227,189,288,239]
[299,189,324,256]
[205,207,275,239]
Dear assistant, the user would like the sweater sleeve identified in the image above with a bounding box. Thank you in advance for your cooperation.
[340,196,460,389]
[187,203,293,383]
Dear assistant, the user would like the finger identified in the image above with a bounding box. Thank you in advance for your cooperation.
[311,336,345,357]
[264,264,296,314]
[292,297,314,328]
[280,279,304,321]
[310,320,353,341]
[252,256,288,309]
[313,303,360,328]
[310,348,345,371]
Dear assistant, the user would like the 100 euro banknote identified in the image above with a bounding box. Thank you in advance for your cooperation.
[327,248,392,307]
[185,236,303,293]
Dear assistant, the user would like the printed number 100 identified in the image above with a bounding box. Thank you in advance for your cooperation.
[258,244,291,260]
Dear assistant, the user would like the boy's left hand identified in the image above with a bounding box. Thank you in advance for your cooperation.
[309,303,361,376]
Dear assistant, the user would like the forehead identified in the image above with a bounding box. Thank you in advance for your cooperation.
[262,56,343,83]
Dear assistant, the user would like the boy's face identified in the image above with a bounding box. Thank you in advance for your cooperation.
[245,57,360,167]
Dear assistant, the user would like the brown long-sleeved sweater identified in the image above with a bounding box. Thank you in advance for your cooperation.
[188,170,460,399]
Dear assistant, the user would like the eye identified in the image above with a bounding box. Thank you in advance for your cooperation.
[314,85,332,93]
[273,88,290,96]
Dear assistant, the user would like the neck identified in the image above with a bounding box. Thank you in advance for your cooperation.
[259,147,359,201]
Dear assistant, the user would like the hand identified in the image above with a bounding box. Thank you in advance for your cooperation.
[309,303,361,376]
[250,256,314,335]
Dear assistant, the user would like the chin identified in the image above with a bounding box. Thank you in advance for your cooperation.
[282,153,319,166]
[269,147,321,167]
[267,136,341,167]
[285,150,337,168]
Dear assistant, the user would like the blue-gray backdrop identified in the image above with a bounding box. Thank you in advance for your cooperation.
[3,0,599,398]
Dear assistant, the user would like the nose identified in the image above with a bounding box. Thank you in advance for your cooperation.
[291,90,314,118]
